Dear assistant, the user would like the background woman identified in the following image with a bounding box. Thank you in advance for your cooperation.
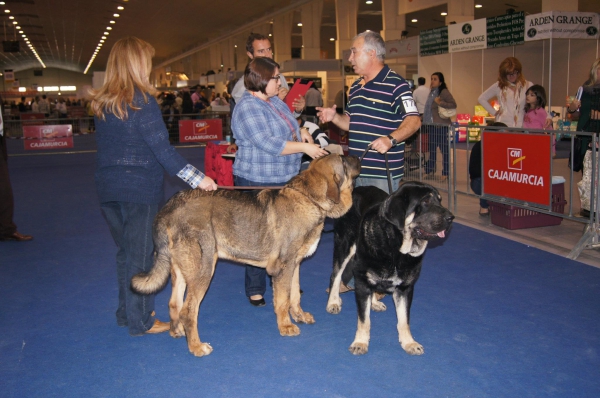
[424,72,456,181]
[90,37,217,336]
[478,57,535,128]
[232,57,327,307]
[568,58,600,216]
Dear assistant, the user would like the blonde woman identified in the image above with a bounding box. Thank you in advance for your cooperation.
[478,57,537,128]
[90,37,217,336]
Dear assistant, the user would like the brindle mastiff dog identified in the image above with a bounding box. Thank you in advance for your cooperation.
[132,154,360,357]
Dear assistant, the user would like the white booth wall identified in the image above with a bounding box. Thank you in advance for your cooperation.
[418,39,600,117]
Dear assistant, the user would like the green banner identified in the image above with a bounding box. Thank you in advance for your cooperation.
[487,12,525,48]
[419,26,448,56]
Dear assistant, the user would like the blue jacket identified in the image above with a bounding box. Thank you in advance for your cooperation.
[95,91,188,204]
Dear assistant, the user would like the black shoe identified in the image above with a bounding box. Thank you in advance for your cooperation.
[249,297,266,307]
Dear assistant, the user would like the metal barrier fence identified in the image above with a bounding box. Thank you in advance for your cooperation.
[403,123,600,260]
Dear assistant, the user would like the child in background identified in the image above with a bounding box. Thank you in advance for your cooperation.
[523,84,555,155]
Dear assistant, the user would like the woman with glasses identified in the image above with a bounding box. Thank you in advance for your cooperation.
[478,57,536,128]
[231,57,328,307]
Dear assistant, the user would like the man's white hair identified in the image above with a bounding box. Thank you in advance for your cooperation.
[355,31,386,62]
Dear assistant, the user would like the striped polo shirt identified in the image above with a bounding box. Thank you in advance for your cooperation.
[346,65,418,181]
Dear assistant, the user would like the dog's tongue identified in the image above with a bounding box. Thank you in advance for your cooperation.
[437,230,446,238]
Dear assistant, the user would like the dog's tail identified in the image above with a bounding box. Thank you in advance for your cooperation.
[131,223,172,295]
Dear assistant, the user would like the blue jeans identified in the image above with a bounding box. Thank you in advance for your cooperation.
[355,176,400,194]
[425,127,450,176]
[234,175,287,297]
[101,201,159,336]
[470,177,488,209]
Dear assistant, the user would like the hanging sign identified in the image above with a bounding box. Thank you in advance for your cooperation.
[419,26,448,56]
[487,12,525,48]
[449,18,487,53]
[525,11,600,41]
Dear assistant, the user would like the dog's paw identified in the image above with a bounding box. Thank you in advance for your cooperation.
[292,311,315,324]
[326,299,342,314]
[189,342,213,357]
[279,323,301,337]
[170,323,186,338]
[349,342,369,356]
[402,341,424,356]
[371,300,386,312]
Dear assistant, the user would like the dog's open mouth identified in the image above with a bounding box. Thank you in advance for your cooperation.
[413,227,448,240]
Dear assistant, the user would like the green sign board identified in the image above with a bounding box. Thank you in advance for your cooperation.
[487,12,525,48]
[419,26,448,56]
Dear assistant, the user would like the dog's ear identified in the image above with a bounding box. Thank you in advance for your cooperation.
[380,190,407,230]
[326,172,342,203]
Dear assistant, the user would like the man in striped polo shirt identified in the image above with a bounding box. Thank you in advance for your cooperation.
[317,31,421,193]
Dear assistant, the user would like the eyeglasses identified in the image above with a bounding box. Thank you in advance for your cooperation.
[506,71,520,77]
[270,74,281,80]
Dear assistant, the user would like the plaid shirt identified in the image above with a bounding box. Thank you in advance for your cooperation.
[231,91,302,183]
[177,164,205,188]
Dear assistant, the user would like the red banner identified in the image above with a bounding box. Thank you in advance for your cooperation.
[482,132,552,207]
[179,119,223,143]
[20,113,45,126]
[23,125,73,150]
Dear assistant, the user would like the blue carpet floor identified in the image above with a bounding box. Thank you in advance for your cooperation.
[1,147,599,397]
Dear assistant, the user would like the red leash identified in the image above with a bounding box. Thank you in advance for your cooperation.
[218,185,283,190]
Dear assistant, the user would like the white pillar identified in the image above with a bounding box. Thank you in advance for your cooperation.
[542,0,578,12]
[380,0,406,41]
[301,0,324,59]
[446,0,474,25]
[273,12,294,64]
[335,0,359,59]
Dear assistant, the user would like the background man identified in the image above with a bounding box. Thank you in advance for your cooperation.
[412,77,430,118]
[0,103,32,241]
[231,33,305,114]
[317,31,421,193]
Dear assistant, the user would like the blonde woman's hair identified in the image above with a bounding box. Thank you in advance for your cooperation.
[89,36,156,120]
[584,58,600,87]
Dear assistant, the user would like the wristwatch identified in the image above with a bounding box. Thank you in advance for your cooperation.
[387,135,398,147]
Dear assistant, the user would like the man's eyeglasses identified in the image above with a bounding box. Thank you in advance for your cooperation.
[271,74,281,80]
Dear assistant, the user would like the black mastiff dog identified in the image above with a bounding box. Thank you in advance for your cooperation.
[326,181,454,356]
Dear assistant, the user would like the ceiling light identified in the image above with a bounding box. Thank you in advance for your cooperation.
[16,26,20,29]
[411,19,418,23]
[441,12,448,16]
[475,4,482,8]
[268,33,272,37]
[8,16,13,19]
[4,9,9,13]
[0,2,5,5]
[12,21,17,24]
[366,1,373,4]
[109,20,115,24]
[101,36,106,39]
[18,31,22,33]
[113,14,120,17]
[104,32,109,35]
[297,23,302,27]
[100,40,105,43]
[234,45,237,48]
[330,38,335,41]
[118,6,124,10]
[106,27,112,30]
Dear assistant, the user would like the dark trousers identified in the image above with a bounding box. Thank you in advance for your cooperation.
[0,134,17,236]
[425,127,449,176]
[100,201,159,336]
[470,177,488,209]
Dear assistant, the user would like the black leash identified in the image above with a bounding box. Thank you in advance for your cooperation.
[358,145,393,193]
